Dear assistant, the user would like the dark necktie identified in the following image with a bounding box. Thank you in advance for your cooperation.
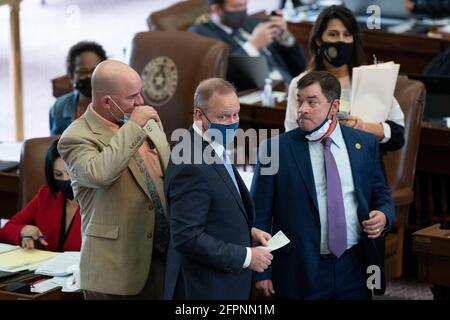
[134,152,169,254]
[322,137,347,258]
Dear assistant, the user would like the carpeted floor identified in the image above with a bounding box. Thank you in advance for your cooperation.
[377,278,434,300]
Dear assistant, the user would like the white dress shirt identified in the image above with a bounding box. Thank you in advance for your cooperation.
[192,123,252,268]
[308,123,361,254]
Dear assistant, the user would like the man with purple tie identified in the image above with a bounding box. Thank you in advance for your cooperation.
[251,71,395,299]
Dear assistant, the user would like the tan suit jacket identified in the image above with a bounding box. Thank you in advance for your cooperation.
[58,107,170,295]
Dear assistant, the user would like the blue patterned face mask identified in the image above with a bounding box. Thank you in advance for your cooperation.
[202,112,239,146]
[108,97,130,124]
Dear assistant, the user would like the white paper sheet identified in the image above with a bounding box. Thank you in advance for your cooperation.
[258,230,290,252]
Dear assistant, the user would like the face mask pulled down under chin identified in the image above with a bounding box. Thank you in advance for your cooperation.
[75,78,92,98]
[319,41,354,68]
[299,117,332,141]
[222,9,247,30]
[298,100,335,141]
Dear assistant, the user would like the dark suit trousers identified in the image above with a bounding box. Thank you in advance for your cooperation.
[304,243,371,300]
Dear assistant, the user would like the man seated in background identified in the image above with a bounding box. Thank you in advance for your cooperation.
[49,41,107,135]
[188,0,306,90]
[405,0,450,17]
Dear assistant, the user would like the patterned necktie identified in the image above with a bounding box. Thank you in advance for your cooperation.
[134,152,169,254]
[322,137,347,258]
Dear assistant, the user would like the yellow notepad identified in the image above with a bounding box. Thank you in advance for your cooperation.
[0,248,60,271]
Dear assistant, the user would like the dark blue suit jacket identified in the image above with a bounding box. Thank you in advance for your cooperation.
[251,126,395,299]
[164,128,255,300]
[188,16,306,90]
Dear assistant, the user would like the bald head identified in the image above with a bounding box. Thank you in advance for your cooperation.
[91,60,141,97]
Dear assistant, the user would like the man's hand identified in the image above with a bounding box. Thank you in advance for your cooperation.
[250,21,280,49]
[405,0,415,14]
[254,279,275,298]
[269,16,289,41]
[362,210,387,238]
[251,227,271,247]
[129,105,160,128]
[20,225,48,250]
[249,247,273,272]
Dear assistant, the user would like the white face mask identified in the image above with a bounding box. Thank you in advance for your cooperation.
[108,97,130,124]
[303,118,332,141]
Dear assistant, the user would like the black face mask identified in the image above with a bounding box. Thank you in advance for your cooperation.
[319,41,354,68]
[55,180,74,200]
[75,78,92,98]
[222,9,247,30]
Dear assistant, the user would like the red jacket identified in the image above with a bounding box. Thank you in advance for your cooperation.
[0,185,81,252]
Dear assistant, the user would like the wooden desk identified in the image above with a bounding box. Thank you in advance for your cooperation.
[413,224,450,299]
[0,171,19,218]
[288,22,450,75]
[0,273,83,300]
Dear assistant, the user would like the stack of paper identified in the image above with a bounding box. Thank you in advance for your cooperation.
[0,243,20,254]
[34,251,80,277]
[30,275,80,293]
[350,62,400,123]
[0,248,60,272]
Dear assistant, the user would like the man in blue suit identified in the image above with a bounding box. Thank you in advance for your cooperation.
[188,0,306,90]
[164,78,273,300]
[251,71,395,299]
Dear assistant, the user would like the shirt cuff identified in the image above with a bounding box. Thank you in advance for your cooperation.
[380,122,391,143]
[243,247,252,268]
[243,41,261,57]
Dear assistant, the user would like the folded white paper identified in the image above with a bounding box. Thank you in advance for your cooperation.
[259,230,290,252]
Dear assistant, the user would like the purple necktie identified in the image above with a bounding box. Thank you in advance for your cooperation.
[323,137,347,258]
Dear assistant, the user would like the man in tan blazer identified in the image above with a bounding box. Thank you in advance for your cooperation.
[58,60,171,299]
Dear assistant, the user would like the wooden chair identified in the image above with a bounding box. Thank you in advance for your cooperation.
[18,136,59,209]
[126,31,229,140]
[147,0,209,31]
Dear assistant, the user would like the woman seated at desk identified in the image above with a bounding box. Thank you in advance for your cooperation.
[0,140,81,252]
[284,5,405,153]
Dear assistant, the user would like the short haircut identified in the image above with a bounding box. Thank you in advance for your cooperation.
[194,78,236,111]
[66,41,107,77]
[44,139,62,198]
[297,71,341,102]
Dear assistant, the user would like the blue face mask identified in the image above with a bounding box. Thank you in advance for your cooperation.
[202,112,239,146]
[298,100,334,141]
[108,97,130,124]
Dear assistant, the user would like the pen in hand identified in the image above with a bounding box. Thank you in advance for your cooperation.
[20,235,48,239]
[20,225,49,249]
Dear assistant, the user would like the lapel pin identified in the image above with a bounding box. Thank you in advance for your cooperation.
[355,143,362,150]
